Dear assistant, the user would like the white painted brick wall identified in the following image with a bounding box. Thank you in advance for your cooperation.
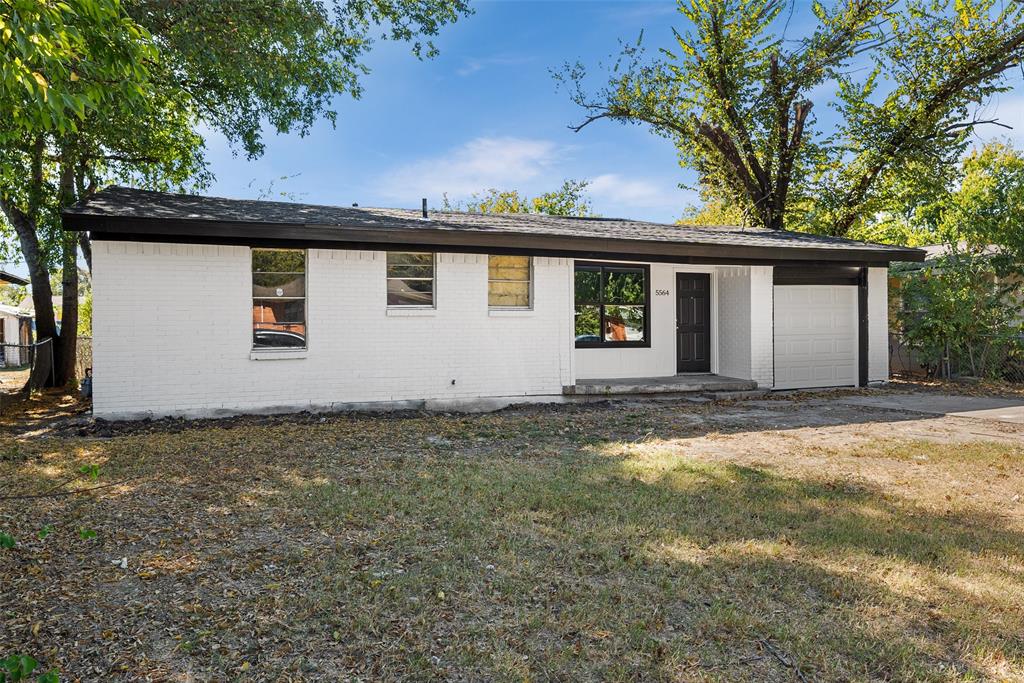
[94,241,866,415]
[92,241,572,418]
[716,267,751,380]
[749,266,775,387]
[712,265,773,388]
[868,267,889,382]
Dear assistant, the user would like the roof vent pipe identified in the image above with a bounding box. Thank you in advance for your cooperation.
[421,198,428,219]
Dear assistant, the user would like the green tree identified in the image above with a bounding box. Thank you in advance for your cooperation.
[679,197,747,227]
[932,142,1024,265]
[557,0,1024,235]
[0,284,26,307]
[0,0,189,385]
[889,141,1024,379]
[444,179,596,216]
[0,0,469,386]
[858,141,1024,253]
[893,250,1022,378]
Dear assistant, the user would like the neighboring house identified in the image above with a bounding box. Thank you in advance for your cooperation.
[62,186,924,419]
[0,270,33,367]
[0,270,28,288]
[0,304,33,367]
[16,294,65,333]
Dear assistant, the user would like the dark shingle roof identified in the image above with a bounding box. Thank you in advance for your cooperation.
[0,270,28,286]
[63,186,925,264]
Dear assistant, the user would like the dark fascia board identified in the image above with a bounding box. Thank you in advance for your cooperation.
[0,270,29,286]
[774,265,863,286]
[67,214,927,265]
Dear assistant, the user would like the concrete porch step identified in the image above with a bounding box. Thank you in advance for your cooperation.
[565,374,758,396]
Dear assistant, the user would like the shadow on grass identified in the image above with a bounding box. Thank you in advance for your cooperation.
[283,442,1023,681]
[3,402,1022,681]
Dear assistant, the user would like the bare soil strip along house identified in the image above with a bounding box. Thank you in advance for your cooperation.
[62,186,925,419]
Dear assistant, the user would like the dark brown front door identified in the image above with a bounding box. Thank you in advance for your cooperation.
[676,273,711,373]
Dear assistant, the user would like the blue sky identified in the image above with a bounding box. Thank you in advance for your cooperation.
[201,1,708,222]
[200,0,1022,223]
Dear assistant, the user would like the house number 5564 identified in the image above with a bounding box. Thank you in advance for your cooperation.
[655,289,671,296]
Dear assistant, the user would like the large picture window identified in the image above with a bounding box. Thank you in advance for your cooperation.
[387,252,435,306]
[488,255,531,308]
[252,249,306,349]
[574,263,649,347]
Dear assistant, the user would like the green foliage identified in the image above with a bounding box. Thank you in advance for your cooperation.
[888,143,1024,378]
[893,251,1023,378]
[448,189,530,214]
[0,0,468,387]
[77,528,96,541]
[0,654,58,682]
[130,0,472,158]
[857,141,1024,251]
[443,179,595,217]
[679,198,748,227]
[0,532,14,549]
[0,0,157,140]
[933,142,1024,265]
[77,293,91,337]
[78,463,99,481]
[559,0,1024,234]
[0,284,25,307]
[531,179,595,217]
[36,525,53,541]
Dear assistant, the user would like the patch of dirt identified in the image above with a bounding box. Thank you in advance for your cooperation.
[889,376,1024,398]
[2,390,1023,680]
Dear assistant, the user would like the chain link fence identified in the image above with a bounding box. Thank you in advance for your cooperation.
[890,331,1024,383]
[0,338,54,409]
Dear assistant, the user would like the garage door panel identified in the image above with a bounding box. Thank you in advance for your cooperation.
[835,338,855,355]
[774,285,858,390]
[809,289,833,305]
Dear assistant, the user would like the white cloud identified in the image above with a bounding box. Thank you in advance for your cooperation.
[588,173,694,214]
[455,55,534,78]
[375,137,564,200]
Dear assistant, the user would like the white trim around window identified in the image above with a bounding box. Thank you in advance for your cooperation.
[251,248,308,352]
[386,251,436,308]
[487,255,533,310]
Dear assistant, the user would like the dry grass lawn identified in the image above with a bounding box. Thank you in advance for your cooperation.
[1,392,1023,681]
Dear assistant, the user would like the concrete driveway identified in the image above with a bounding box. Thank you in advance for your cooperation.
[837,392,1024,424]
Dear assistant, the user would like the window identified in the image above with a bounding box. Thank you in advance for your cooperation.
[252,249,306,349]
[574,263,649,347]
[387,252,435,306]
[488,255,531,308]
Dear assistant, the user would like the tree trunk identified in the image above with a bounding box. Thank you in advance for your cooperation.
[0,142,82,388]
[53,233,79,386]
[54,161,79,386]
[3,208,60,388]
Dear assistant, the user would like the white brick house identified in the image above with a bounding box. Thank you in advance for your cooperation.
[63,187,924,419]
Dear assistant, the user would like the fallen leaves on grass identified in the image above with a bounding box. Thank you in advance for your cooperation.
[0,395,1022,680]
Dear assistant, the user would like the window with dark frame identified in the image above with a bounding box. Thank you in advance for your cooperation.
[252,249,306,349]
[574,263,649,347]
[488,255,532,308]
[387,252,435,306]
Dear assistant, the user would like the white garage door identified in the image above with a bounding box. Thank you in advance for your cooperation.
[774,285,858,390]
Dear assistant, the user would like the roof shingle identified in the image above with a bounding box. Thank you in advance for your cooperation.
[63,186,925,263]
